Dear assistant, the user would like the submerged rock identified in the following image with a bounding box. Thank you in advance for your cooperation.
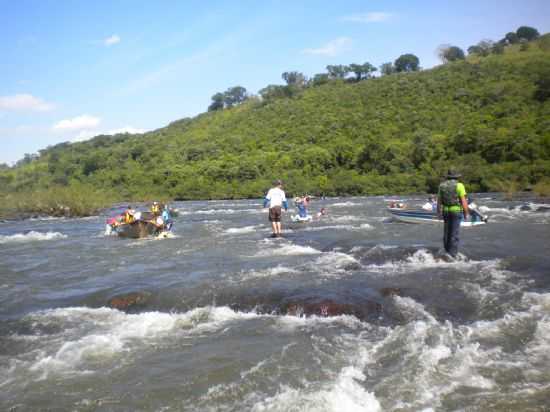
[228,294,382,321]
[380,287,402,297]
[284,299,382,319]
[108,291,152,311]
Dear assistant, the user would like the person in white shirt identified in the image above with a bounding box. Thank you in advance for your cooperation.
[263,179,288,237]
[422,196,437,211]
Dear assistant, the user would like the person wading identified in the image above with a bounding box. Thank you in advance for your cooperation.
[263,179,288,237]
[437,169,469,258]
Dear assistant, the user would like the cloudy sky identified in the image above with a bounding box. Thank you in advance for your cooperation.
[1,0,549,164]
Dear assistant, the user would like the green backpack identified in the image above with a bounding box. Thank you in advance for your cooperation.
[439,180,459,206]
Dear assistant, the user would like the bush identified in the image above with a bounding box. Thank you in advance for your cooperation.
[533,178,550,196]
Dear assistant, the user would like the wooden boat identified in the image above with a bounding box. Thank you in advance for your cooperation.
[115,220,163,238]
[387,207,487,227]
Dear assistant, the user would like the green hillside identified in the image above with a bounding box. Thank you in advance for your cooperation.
[1,34,550,216]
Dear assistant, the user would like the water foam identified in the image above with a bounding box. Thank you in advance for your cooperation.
[309,251,361,276]
[236,265,300,281]
[225,225,264,234]
[301,224,373,232]
[194,208,262,215]
[250,367,381,412]
[5,306,263,381]
[254,244,321,257]
[363,298,496,410]
[3,306,367,386]
[0,231,67,244]
[331,202,361,207]
[328,216,364,223]
[365,248,500,275]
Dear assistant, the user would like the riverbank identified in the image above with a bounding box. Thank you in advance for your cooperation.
[0,185,117,220]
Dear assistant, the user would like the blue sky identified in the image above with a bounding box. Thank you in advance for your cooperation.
[1,0,549,164]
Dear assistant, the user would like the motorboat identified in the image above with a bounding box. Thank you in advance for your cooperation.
[387,207,487,226]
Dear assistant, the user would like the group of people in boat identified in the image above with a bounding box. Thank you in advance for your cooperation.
[107,201,173,235]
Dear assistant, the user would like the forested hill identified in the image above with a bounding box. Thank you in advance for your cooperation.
[2,35,550,201]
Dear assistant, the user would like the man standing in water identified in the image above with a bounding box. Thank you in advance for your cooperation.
[264,179,288,237]
[437,169,469,258]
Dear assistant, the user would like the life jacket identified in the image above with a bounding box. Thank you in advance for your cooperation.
[123,211,135,223]
[440,180,460,206]
[151,204,160,214]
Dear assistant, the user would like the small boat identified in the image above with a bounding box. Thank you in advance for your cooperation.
[115,220,164,238]
[291,214,313,223]
[387,207,487,227]
[107,211,172,239]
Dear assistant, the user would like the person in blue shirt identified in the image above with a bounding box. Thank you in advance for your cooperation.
[162,205,173,231]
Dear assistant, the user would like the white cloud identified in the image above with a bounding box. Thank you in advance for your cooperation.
[104,34,121,46]
[53,115,101,131]
[73,126,147,142]
[0,94,55,112]
[302,37,353,57]
[341,12,392,23]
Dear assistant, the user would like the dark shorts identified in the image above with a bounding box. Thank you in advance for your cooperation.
[269,206,282,222]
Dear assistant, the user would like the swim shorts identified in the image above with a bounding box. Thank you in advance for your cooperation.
[269,206,282,222]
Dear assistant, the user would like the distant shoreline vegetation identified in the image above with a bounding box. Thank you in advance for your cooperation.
[1,26,550,218]
[0,184,117,220]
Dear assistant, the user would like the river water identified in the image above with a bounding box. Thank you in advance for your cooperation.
[1,195,549,411]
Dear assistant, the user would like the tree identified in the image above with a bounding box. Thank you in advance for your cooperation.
[467,40,494,57]
[282,71,307,87]
[223,86,248,108]
[516,26,539,41]
[349,62,377,81]
[438,45,465,63]
[259,84,291,101]
[394,54,420,72]
[467,45,481,55]
[504,32,519,44]
[491,42,505,55]
[379,62,395,76]
[326,65,349,79]
[208,92,225,111]
[310,73,330,86]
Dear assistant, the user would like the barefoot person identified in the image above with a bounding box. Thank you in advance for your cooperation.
[263,179,288,237]
[437,169,469,258]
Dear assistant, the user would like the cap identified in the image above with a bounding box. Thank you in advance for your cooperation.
[446,169,462,179]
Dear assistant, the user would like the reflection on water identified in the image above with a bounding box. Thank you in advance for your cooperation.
[0,195,549,411]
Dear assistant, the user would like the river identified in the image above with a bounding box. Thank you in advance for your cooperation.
[1,195,549,411]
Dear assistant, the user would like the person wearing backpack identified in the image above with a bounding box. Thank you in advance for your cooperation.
[437,169,469,258]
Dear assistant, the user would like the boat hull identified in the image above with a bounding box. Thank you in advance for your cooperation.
[388,208,486,227]
[115,221,162,238]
